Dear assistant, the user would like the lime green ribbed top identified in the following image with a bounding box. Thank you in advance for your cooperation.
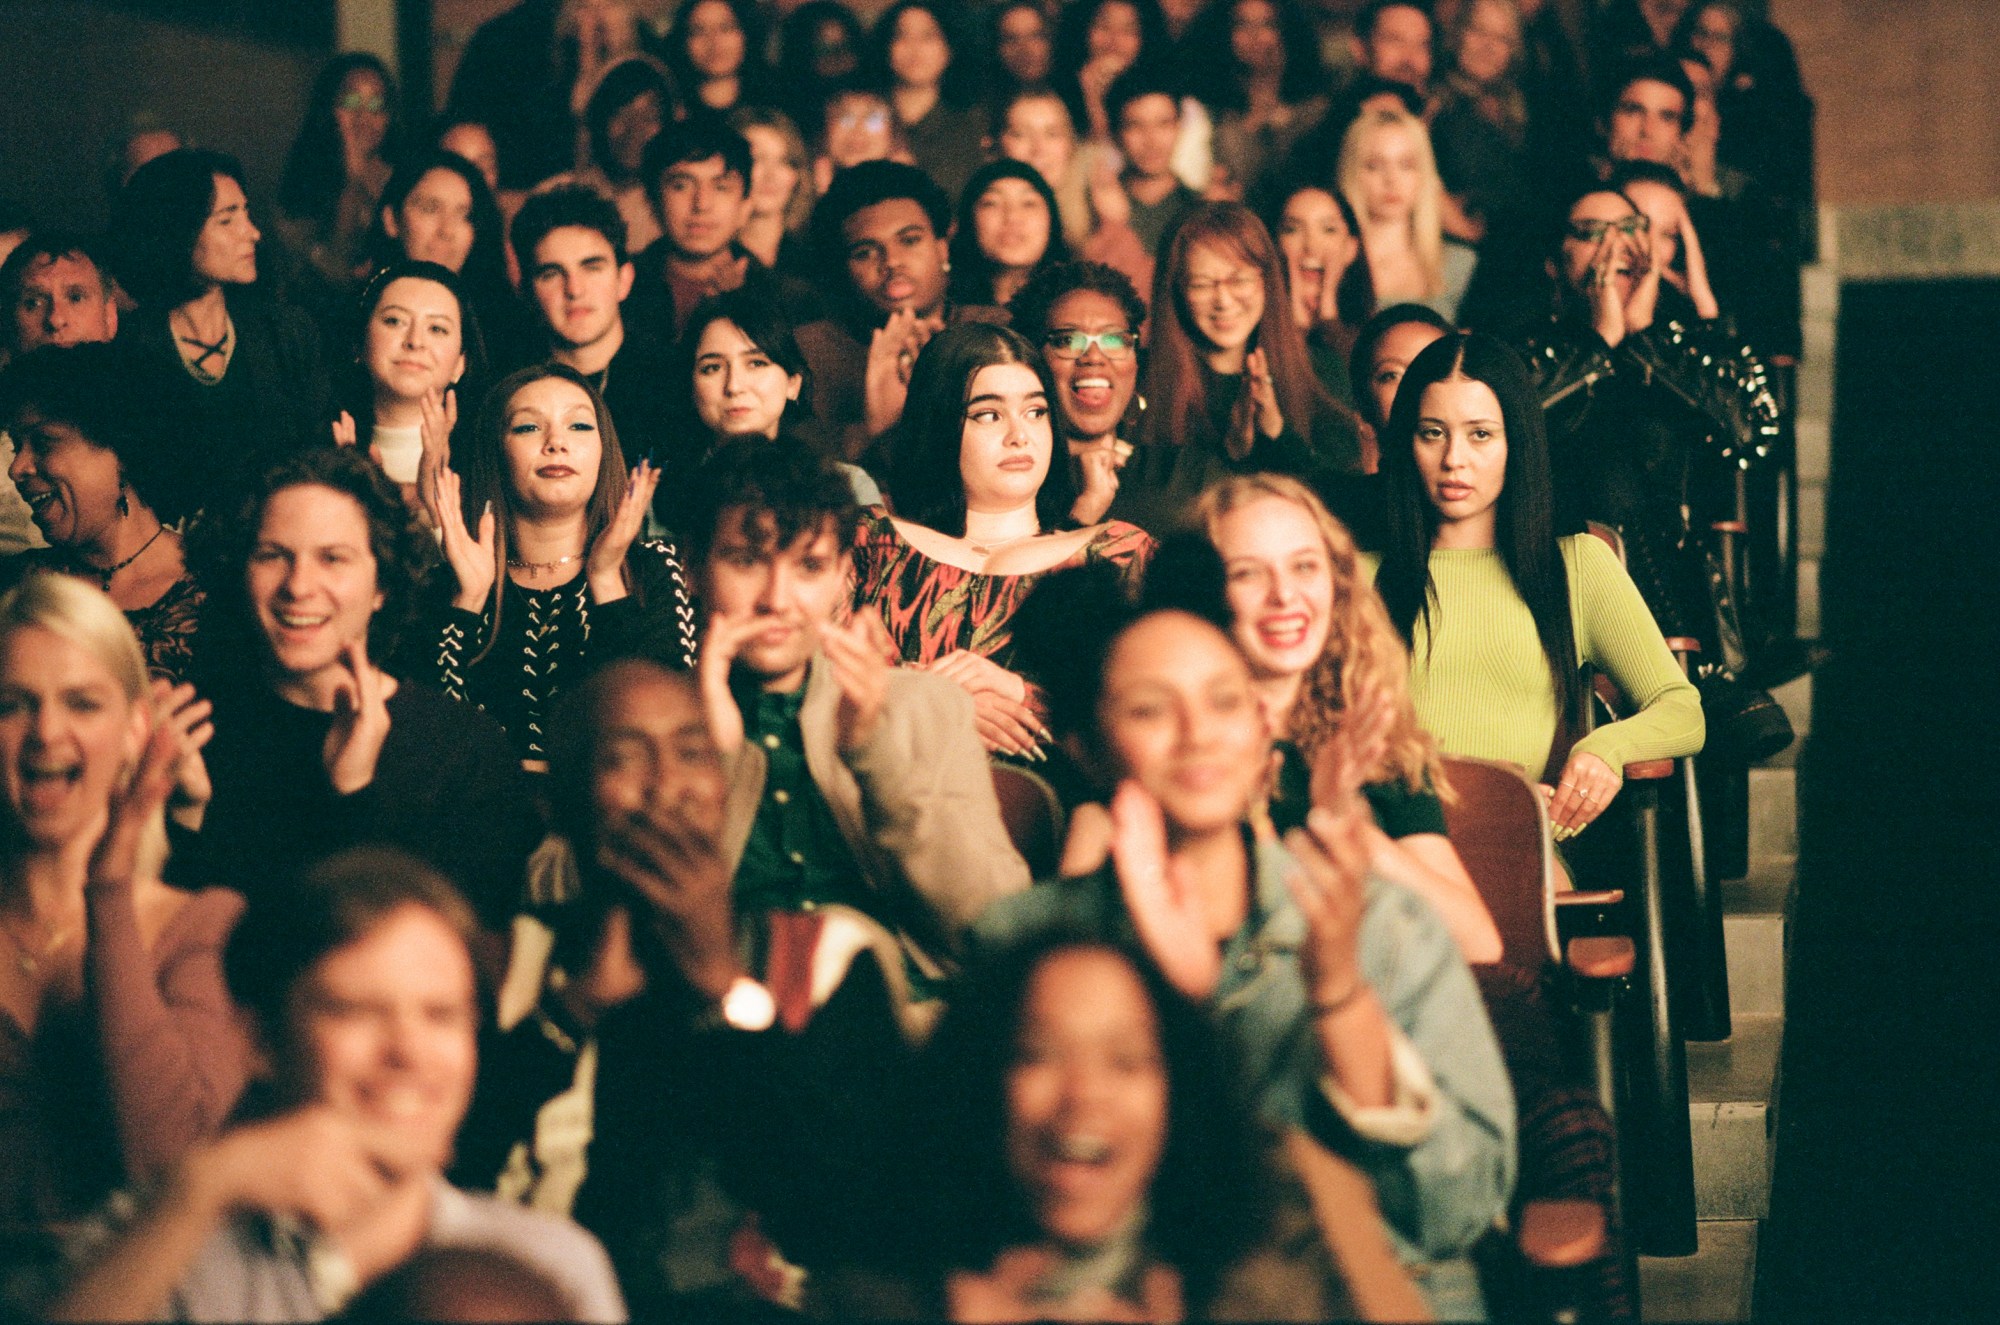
[1369,535,1705,781]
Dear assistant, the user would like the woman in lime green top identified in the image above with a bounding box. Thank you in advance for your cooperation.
[1371,332,1703,841]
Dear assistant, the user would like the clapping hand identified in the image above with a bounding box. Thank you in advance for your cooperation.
[323,642,393,796]
[823,611,895,753]
[1110,781,1222,1000]
[91,680,214,887]
[428,464,496,614]
[586,460,661,604]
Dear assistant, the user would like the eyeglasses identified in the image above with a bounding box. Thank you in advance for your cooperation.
[1043,328,1137,359]
[336,92,388,115]
[1566,214,1650,242]
[1184,272,1261,301]
[834,109,890,133]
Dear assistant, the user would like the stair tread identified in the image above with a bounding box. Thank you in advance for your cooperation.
[1639,1219,1759,1323]
[1688,1014,1783,1106]
[1722,858,1795,916]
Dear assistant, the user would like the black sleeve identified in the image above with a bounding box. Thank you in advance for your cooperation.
[591,540,698,671]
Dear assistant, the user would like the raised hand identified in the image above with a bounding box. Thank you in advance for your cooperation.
[1588,232,1627,347]
[596,801,741,1001]
[696,610,770,757]
[414,386,457,528]
[1245,346,1285,445]
[1070,442,1123,526]
[822,612,892,753]
[1624,229,1662,335]
[323,642,393,796]
[864,308,932,438]
[330,411,358,449]
[1677,203,1721,320]
[150,678,214,833]
[1282,804,1372,1014]
[1110,780,1221,1000]
[428,464,496,613]
[90,680,214,888]
[586,459,661,604]
[1086,146,1132,231]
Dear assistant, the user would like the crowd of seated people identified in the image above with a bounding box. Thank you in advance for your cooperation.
[0,0,1818,1317]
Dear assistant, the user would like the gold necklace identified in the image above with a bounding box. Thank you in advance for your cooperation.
[966,528,1042,558]
[0,912,68,979]
[507,551,585,574]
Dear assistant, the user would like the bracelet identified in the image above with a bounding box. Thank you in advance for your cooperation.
[1309,979,1367,1018]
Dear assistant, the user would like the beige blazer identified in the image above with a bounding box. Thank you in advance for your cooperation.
[719,656,1031,976]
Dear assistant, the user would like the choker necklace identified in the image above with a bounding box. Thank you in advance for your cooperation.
[508,551,584,574]
[83,521,168,589]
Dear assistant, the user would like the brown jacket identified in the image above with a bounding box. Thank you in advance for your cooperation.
[720,655,1030,977]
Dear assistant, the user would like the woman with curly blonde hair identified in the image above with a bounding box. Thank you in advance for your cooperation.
[1192,472,1502,962]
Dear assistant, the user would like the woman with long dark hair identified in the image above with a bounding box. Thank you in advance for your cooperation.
[277,53,402,291]
[1271,181,1374,408]
[1121,203,1363,534]
[578,55,675,255]
[948,160,1072,310]
[426,364,696,767]
[856,323,1150,758]
[1373,332,1703,841]
[362,149,527,369]
[871,0,985,204]
[666,0,770,115]
[1186,0,1333,204]
[108,149,330,515]
[974,593,1513,1320]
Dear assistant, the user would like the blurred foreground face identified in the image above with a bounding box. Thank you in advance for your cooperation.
[1005,947,1169,1247]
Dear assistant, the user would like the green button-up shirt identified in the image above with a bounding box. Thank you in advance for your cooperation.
[730,676,875,922]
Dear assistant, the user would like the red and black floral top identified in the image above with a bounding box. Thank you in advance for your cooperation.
[851,511,1154,666]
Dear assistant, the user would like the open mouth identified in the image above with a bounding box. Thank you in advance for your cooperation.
[1070,376,1114,411]
[1257,613,1312,651]
[21,488,56,516]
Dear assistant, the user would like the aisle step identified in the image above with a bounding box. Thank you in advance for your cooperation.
[1688,1014,1782,1221]
[1641,1219,1759,1322]
[1747,767,1798,860]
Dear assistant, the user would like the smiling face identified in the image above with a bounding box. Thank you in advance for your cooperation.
[1366,318,1448,425]
[1413,374,1508,547]
[973,177,1053,273]
[528,224,633,352]
[841,197,948,319]
[388,168,475,273]
[1114,91,1179,181]
[999,94,1077,191]
[362,276,466,408]
[246,484,383,698]
[7,410,125,550]
[12,253,118,353]
[1097,612,1269,837]
[588,666,727,840]
[698,510,847,693]
[1006,946,1169,1250]
[502,375,604,518]
[959,361,1052,513]
[1276,187,1359,319]
[1181,241,1266,359]
[1042,288,1140,445]
[691,318,800,440]
[0,625,144,851]
[192,173,260,287]
[286,904,477,1172]
[1212,495,1335,683]
[1559,190,1647,305]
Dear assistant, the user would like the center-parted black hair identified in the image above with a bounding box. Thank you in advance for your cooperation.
[679,435,859,575]
[948,159,1073,307]
[365,148,512,306]
[890,932,1269,1306]
[1347,302,1454,429]
[1373,331,1579,727]
[280,53,404,230]
[887,321,1078,539]
[586,57,676,183]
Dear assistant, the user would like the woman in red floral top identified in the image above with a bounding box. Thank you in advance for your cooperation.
[853,323,1150,758]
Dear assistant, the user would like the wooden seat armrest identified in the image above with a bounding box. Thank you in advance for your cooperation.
[1517,1199,1607,1270]
[1623,759,1674,780]
[1556,889,1625,909]
[1566,935,1636,980]
[1660,636,1702,655]
[1710,519,1749,534]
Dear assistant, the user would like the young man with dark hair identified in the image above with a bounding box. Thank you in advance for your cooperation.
[1107,65,1200,256]
[1601,54,1697,170]
[628,119,757,343]
[796,160,1004,459]
[509,183,676,471]
[683,438,1028,955]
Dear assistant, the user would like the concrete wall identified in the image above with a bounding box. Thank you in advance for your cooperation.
[1774,0,2000,207]
[0,2,321,233]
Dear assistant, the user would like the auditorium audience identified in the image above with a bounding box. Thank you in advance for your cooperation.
[0,4,1829,1315]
